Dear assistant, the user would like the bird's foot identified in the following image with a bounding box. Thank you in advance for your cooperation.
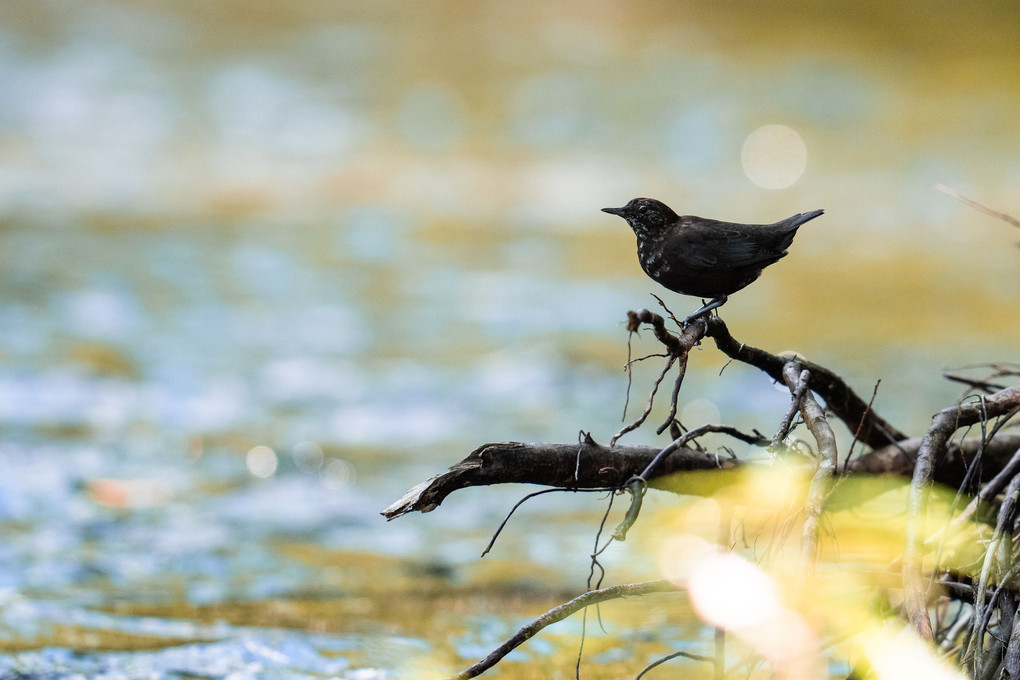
[681,296,727,327]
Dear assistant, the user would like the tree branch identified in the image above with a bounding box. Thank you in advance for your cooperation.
[381,440,737,520]
[384,433,1020,521]
[782,364,837,572]
[847,434,1020,485]
[704,316,908,448]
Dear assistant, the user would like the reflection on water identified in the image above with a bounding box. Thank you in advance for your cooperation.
[0,0,1018,677]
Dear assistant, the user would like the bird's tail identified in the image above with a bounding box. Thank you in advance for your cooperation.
[772,209,824,250]
[782,209,825,231]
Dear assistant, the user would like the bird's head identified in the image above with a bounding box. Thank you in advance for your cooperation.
[602,198,679,237]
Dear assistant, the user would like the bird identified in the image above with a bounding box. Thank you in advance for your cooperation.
[602,198,824,323]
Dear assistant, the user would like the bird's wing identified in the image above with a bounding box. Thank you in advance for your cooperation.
[662,217,788,272]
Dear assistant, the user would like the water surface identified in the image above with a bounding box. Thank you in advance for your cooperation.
[0,1,1018,677]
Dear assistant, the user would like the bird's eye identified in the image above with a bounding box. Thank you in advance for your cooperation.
[637,205,648,214]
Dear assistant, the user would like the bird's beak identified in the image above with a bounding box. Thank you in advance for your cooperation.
[601,206,626,216]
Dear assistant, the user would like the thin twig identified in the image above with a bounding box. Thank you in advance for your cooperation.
[844,379,881,472]
[625,353,671,367]
[946,374,1011,395]
[657,363,689,435]
[936,184,1020,229]
[634,650,714,679]
[947,447,1020,531]
[614,308,708,445]
[481,488,612,557]
[587,491,616,592]
[445,580,679,680]
[623,331,634,421]
[650,293,684,330]
[640,424,768,481]
[612,424,768,541]
[585,491,618,639]
[985,407,1020,447]
[940,607,975,652]
[945,363,1020,400]
[611,354,677,446]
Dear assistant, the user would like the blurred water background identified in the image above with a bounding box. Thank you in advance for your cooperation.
[0,1,1018,678]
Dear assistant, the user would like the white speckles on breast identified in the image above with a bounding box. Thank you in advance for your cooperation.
[636,236,670,278]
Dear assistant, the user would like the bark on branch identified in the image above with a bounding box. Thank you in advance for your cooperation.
[704,316,908,448]
[383,434,1020,521]
[781,363,837,572]
[382,439,738,520]
[848,434,1020,486]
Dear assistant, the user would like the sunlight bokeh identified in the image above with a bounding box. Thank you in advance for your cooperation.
[741,124,809,190]
[658,536,821,677]
[861,623,967,680]
[246,445,279,478]
[643,464,993,679]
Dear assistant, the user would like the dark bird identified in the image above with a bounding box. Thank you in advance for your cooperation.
[602,198,824,322]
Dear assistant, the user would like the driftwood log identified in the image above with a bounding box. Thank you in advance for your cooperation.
[383,310,1020,680]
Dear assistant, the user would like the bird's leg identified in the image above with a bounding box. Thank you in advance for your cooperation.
[682,296,727,326]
